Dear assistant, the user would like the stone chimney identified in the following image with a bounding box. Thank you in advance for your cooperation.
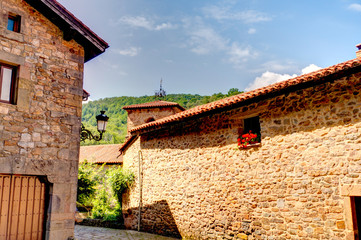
[357,44,361,59]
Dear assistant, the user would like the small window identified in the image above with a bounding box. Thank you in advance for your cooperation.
[244,116,261,140]
[145,117,155,123]
[7,14,21,33]
[351,196,361,239]
[0,64,17,104]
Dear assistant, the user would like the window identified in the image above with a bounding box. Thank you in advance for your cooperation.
[7,14,21,33]
[244,116,261,141]
[0,64,17,104]
[145,117,155,123]
[351,196,361,240]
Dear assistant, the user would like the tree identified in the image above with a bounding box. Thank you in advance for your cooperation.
[227,88,242,96]
[108,167,135,223]
[77,161,98,208]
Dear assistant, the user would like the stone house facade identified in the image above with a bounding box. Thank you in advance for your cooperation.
[0,0,107,239]
[123,100,185,132]
[121,51,361,239]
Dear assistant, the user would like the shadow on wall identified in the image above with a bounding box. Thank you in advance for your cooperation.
[123,199,181,239]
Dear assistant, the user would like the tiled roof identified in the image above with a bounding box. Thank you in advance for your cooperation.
[119,135,138,154]
[24,0,109,62]
[82,89,90,101]
[123,100,185,111]
[130,58,361,135]
[79,144,122,164]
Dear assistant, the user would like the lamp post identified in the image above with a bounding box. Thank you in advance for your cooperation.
[80,110,109,141]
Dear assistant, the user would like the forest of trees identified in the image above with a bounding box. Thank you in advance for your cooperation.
[81,88,242,145]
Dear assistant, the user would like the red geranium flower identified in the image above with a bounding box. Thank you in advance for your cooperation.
[237,130,260,149]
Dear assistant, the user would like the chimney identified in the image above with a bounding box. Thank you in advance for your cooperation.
[357,44,361,59]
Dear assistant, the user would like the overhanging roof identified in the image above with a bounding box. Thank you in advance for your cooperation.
[130,58,361,135]
[123,100,185,111]
[24,0,109,62]
[80,144,122,164]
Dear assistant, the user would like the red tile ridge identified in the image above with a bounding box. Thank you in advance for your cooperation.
[123,100,185,111]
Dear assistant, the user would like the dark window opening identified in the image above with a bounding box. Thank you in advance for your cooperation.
[7,14,21,32]
[145,117,155,123]
[351,196,361,240]
[243,116,261,141]
[0,64,17,104]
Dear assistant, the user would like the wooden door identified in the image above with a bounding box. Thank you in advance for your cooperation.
[0,174,47,240]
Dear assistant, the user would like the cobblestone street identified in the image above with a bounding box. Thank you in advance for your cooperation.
[74,225,179,240]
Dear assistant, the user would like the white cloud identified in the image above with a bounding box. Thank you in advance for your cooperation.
[183,17,258,68]
[349,3,361,11]
[183,17,229,54]
[248,28,256,34]
[118,16,153,30]
[190,27,228,54]
[203,5,271,23]
[154,23,175,31]
[245,71,297,91]
[117,16,176,31]
[245,64,322,91]
[228,43,256,66]
[301,64,322,74]
[118,47,141,57]
[254,60,298,73]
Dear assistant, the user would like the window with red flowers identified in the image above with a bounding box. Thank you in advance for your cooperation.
[237,116,261,148]
[244,116,261,136]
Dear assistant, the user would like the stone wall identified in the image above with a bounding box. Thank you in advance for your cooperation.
[0,0,84,239]
[122,72,361,239]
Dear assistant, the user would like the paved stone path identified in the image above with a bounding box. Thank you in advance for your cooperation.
[74,225,179,240]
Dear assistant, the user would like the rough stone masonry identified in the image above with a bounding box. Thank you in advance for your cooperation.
[122,66,361,239]
[0,0,107,239]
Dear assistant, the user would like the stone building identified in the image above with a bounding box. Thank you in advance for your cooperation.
[120,100,185,155]
[121,49,361,239]
[122,100,185,132]
[0,0,107,239]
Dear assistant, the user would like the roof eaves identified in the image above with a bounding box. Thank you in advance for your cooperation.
[119,135,138,154]
[123,101,185,111]
[94,157,123,164]
[129,58,361,135]
[24,0,109,62]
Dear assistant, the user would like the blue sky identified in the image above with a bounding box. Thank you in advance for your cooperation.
[58,0,361,100]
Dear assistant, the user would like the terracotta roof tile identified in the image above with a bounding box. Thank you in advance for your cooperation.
[123,100,185,111]
[130,58,361,135]
[119,135,138,154]
[79,144,122,164]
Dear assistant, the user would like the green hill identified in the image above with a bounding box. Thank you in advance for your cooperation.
[81,88,242,145]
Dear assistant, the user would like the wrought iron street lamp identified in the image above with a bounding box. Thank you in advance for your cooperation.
[80,110,109,141]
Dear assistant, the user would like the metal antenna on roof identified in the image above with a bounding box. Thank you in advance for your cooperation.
[155,78,166,99]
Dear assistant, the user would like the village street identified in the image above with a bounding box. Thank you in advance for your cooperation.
[74,225,179,240]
